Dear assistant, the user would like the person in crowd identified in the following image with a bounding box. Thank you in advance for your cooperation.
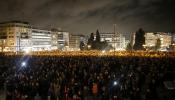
[0,51,174,100]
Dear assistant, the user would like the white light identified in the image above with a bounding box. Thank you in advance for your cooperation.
[21,62,26,67]
[102,50,105,53]
[114,81,118,86]
[87,45,91,48]
[24,48,31,54]
[25,49,30,54]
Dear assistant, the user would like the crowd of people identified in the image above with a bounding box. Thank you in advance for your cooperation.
[2,50,175,57]
[0,51,175,100]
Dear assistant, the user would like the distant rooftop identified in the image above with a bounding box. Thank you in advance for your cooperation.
[0,20,68,32]
[0,20,29,25]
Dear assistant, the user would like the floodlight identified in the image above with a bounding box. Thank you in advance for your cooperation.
[113,81,118,86]
[21,62,26,67]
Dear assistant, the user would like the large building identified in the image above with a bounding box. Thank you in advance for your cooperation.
[0,21,32,52]
[144,32,172,50]
[31,28,52,51]
[0,21,69,52]
[69,34,85,51]
[57,31,69,50]
[100,33,126,50]
[50,29,70,50]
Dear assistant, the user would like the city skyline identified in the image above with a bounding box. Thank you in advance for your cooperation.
[0,0,175,34]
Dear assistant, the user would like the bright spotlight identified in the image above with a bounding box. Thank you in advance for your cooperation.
[21,62,26,67]
[113,81,118,86]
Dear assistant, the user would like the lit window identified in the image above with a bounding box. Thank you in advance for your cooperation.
[10,43,14,45]
[9,32,13,34]
[9,36,14,38]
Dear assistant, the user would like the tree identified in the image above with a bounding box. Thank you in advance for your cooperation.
[90,33,94,41]
[133,28,145,50]
[80,41,85,50]
[126,42,132,51]
[155,38,161,51]
[96,30,100,42]
[87,30,109,51]
[88,33,94,44]
[100,41,108,50]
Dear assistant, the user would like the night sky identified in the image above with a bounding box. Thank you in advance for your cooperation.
[0,0,175,34]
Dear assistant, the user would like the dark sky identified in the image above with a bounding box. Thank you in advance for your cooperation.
[0,0,175,34]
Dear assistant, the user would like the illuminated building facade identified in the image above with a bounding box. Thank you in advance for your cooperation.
[0,21,69,52]
[100,33,126,50]
[171,33,175,50]
[31,28,52,51]
[57,31,69,50]
[144,32,172,50]
[158,32,172,48]
[0,21,32,52]
[144,33,157,47]
[69,34,85,51]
